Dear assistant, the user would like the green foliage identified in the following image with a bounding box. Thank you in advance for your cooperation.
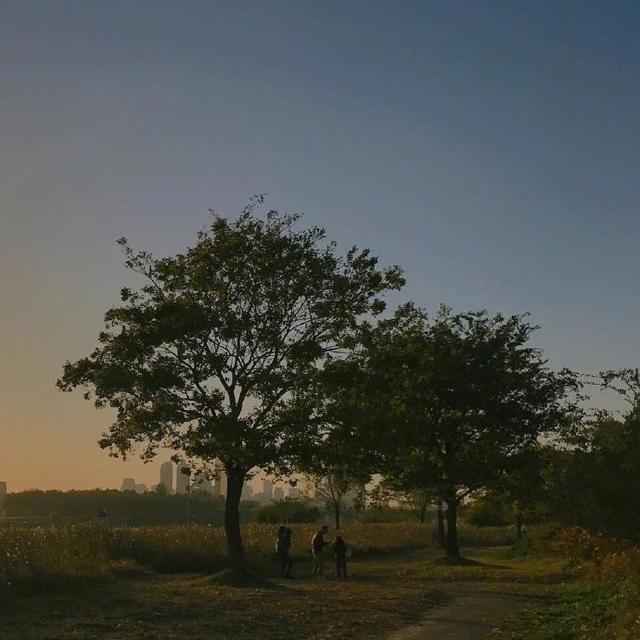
[505,537,531,558]
[56,201,403,568]
[251,499,321,524]
[543,409,640,540]
[356,507,420,523]
[360,304,578,502]
[57,202,403,473]
[465,492,512,527]
[369,483,436,523]
[343,304,578,556]
[505,528,640,639]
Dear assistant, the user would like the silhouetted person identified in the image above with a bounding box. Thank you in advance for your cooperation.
[276,525,293,578]
[97,505,108,520]
[311,524,330,576]
[335,535,348,579]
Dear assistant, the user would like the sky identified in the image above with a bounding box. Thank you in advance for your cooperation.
[1,0,638,491]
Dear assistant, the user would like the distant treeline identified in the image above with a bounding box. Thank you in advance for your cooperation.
[2,489,256,525]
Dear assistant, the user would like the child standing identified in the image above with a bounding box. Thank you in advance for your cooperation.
[334,535,348,579]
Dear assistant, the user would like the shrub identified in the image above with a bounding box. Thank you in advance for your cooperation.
[251,499,321,524]
[465,494,512,527]
[357,508,421,523]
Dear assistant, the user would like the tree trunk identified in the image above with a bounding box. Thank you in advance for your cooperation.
[334,501,341,530]
[515,512,524,540]
[445,499,460,559]
[418,504,427,524]
[437,502,446,548]
[224,468,246,572]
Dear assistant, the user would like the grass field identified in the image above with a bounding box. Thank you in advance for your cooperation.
[0,521,514,589]
[1,522,638,639]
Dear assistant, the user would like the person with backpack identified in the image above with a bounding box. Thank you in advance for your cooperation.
[275,525,293,578]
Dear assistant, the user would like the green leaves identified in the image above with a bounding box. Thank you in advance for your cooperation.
[352,305,579,503]
[57,201,403,475]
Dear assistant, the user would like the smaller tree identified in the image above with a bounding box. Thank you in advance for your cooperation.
[354,304,579,559]
[371,481,437,524]
[304,467,362,529]
[497,449,550,538]
[465,492,512,527]
[288,357,375,530]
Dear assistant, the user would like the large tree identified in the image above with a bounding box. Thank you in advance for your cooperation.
[57,200,403,572]
[354,304,578,559]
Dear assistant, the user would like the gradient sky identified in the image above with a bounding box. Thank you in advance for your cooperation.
[1,1,638,491]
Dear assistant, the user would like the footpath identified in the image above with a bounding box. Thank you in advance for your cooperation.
[389,581,536,640]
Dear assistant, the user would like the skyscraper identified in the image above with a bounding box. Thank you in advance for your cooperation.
[176,465,191,495]
[121,478,136,492]
[273,486,284,501]
[160,462,174,494]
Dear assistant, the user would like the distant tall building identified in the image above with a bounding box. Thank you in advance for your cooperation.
[176,465,191,495]
[134,483,147,494]
[121,478,136,492]
[160,462,174,494]
[288,486,301,499]
[0,481,7,513]
[273,486,284,501]
[262,479,273,501]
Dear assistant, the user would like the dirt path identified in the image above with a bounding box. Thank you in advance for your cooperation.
[389,582,534,640]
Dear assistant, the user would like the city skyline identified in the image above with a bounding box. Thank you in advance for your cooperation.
[0,462,298,498]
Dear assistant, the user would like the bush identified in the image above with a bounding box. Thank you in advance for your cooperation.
[465,494,512,527]
[251,499,322,524]
[357,508,422,523]
[512,527,640,639]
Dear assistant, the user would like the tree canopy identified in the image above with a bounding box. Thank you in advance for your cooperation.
[350,304,579,557]
[57,200,403,570]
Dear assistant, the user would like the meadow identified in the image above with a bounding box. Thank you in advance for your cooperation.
[0,521,514,590]
[1,522,639,639]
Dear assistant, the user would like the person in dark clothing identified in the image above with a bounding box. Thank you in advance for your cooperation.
[311,524,330,576]
[334,535,348,579]
[276,525,293,578]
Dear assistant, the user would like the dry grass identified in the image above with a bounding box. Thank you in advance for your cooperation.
[0,521,517,586]
[0,544,565,640]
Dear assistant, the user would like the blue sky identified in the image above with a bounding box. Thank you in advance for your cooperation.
[1,1,638,489]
